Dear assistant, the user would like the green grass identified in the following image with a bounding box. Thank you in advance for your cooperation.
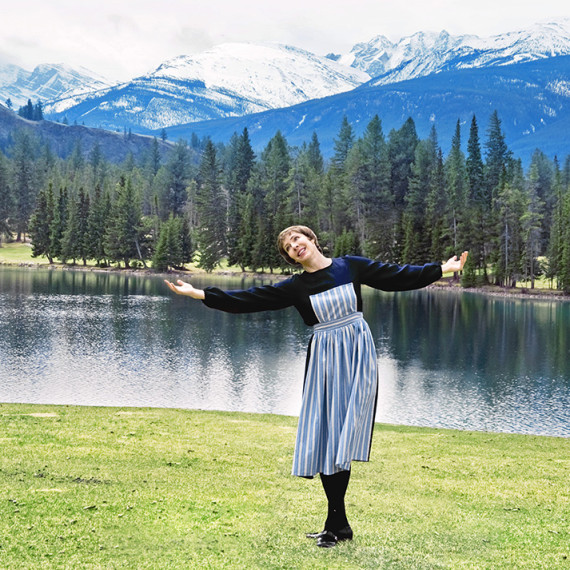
[0,241,285,276]
[0,241,46,265]
[0,404,569,569]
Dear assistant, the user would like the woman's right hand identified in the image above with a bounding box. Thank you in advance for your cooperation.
[164,279,205,300]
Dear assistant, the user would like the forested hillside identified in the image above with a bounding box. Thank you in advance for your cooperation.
[1,111,569,292]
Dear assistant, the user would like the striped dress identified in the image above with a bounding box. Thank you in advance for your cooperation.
[202,255,443,479]
[291,283,378,476]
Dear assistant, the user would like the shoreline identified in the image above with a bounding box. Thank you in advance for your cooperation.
[1,257,569,302]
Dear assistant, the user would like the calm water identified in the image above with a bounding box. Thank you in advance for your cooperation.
[0,266,569,437]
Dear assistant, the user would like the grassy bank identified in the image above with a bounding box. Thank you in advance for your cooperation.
[0,404,568,569]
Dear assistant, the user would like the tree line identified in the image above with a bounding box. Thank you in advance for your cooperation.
[0,111,569,291]
[17,99,44,121]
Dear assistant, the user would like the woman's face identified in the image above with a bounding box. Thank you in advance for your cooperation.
[282,231,317,265]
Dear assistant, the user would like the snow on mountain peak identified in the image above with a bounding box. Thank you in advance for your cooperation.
[345,21,570,84]
[0,62,114,107]
[150,42,369,109]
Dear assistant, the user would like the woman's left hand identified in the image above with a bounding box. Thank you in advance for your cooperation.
[441,251,468,274]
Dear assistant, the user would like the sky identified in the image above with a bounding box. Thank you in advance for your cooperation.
[1,0,568,81]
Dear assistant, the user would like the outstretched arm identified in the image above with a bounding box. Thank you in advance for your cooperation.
[441,251,468,275]
[165,278,295,313]
[164,279,205,300]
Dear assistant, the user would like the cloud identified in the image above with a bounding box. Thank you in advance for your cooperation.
[0,0,568,80]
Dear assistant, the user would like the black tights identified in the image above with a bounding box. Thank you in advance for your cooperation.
[320,469,351,531]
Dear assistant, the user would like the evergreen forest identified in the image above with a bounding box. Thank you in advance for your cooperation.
[1,111,569,292]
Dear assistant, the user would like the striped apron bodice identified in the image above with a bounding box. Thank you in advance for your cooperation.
[292,283,378,477]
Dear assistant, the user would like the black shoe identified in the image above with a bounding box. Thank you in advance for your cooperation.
[316,530,338,548]
[306,525,353,542]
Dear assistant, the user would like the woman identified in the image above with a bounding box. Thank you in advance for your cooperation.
[165,226,467,548]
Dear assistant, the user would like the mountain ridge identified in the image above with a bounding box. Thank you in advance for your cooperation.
[340,20,570,85]
[41,43,370,132]
[0,103,172,163]
[159,55,570,164]
[0,62,112,108]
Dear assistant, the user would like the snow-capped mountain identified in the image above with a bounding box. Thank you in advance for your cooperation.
[44,43,370,131]
[2,19,569,163]
[337,20,570,85]
[162,55,570,165]
[0,62,113,107]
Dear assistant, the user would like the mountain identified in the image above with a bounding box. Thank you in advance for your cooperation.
[0,62,112,107]
[43,43,370,132]
[160,55,570,165]
[0,103,171,163]
[337,21,570,85]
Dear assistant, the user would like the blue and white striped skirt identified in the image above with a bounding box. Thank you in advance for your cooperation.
[291,311,378,477]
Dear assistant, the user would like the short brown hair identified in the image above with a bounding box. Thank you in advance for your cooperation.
[277,225,322,266]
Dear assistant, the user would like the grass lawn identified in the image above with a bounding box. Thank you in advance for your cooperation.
[0,241,47,265]
[0,241,279,276]
[0,404,568,569]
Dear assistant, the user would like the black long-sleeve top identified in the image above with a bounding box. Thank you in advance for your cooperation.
[202,255,443,326]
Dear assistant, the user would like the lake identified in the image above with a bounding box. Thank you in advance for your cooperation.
[0,266,568,437]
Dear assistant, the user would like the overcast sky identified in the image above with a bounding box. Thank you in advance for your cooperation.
[1,0,568,81]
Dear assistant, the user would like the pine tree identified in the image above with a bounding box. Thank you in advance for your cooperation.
[50,187,68,262]
[61,191,80,264]
[333,228,359,257]
[461,248,477,288]
[358,115,392,259]
[494,180,525,287]
[147,137,161,176]
[179,215,193,264]
[388,117,419,260]
[345,141,366,247]
[402,127,439,264]
[466,115,487,281]
[70,139,84,171]
[307,131,324,174]
[521,162,545,288]
[18,99,34,120]
[11,129,39,240]
[77,188,91,265]
[152,221,170,272]
[61,189,90,265]
[426,147,446,262]
[152,214,183,272]
[29,183,54,263]
[527,149,554,254]
[329,118,356,239]
[546,159,563,288]
[88,141,106,186]
[303,132,325,229]
[226,128,255,266]
[444,120,468,252]
[166,140,191,216]
[0,150,13,240]
[33,101,43,121]
[105,176,143,268]
[331,116,354,172]
[259,131,291,271]
[195,140,226,271]
[559,187,570,293]
[288,138,322,231]
[484,110,509,204]
[235,177,259,270]
[87,185,109,265]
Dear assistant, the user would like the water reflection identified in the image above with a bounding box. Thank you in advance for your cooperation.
[0,267,568,437]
